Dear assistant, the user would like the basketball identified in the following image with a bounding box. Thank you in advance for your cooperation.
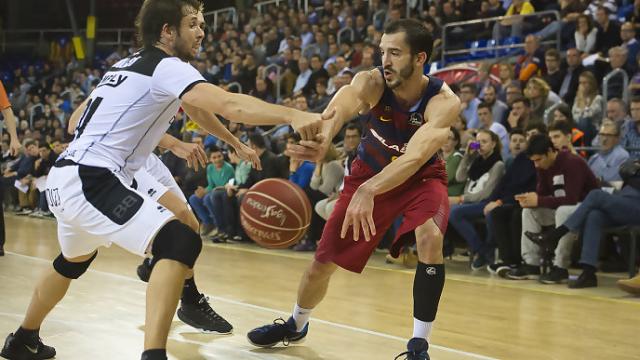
[240,178,312,249]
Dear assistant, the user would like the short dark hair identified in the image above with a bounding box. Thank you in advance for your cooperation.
[248,133,267,149]
[526,134,555,156]
[384,19,434,62]
[461,82,477,94]
[545,48,560,60]
[548,120,573,136]
[525,122,547,134]
[512,96,530,107]
[345,122,362,136]
[24,139,36,148]
[135,0,204,48]
[478,102,492,112]
[209,145,222,153]
[509,128,525,138]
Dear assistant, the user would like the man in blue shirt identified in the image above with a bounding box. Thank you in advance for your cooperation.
[588,121,629,183]
[460,82,482,129]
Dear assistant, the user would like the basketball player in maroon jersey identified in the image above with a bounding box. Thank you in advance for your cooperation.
[247,19,461,359]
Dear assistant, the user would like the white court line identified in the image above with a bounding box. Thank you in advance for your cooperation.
[5,252,499,360]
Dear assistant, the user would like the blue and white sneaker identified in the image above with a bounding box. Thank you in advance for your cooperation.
[247,317,308,348]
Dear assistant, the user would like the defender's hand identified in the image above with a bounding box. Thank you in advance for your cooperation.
[9,139,21,157]
[291,109,335,141]
[233,141,261,170]
[170,141,207,171]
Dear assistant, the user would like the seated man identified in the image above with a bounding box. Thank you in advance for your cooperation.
[507,134,598,284]
[187,146,234,238]
[588,121,629,183]
[485,129,537,276]
[527,159,640,288]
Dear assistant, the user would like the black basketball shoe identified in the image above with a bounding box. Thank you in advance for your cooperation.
[247,317,308,348]
[136,257,154,283]
[177,295,233,334]
[1,333,56,360]
[394,338,430,360]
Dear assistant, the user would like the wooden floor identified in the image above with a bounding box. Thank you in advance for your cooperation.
[1,214,639,360]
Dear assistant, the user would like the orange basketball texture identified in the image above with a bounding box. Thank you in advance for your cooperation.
[240,178,312,249]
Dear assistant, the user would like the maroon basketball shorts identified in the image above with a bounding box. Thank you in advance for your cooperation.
[315,159,449,273]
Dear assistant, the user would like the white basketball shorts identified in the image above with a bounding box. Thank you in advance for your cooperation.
[46,160,175,258]
[133,154,186,203]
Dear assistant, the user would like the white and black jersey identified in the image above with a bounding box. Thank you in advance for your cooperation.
[62,47,206,183]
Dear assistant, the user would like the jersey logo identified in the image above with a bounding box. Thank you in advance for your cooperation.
[378,116,392,122]
[97,74,128,89]
[112,55,141,69]
[408,112,423,126]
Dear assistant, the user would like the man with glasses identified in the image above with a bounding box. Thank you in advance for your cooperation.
[588,120,629,182]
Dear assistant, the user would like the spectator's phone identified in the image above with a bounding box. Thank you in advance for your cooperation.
[469,141,480,150]
[228,178,235,186]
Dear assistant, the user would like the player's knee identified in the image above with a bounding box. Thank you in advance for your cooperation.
[53,251,98,279]
[175,205,199,233]
[151,219,202,268]
[307,260,337,281]
[417,229,443,255]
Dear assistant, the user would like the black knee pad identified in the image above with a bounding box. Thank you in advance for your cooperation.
[151,220,202,268]
[53,251,98,279]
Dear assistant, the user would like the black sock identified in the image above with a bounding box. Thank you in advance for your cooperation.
[181,276,200,305]
[413,263,445,322]
[14,327,39,347]
[141,348,167,360]
[547,225,570,242]
[582,264,597,274]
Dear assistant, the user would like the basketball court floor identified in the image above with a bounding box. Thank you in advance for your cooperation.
[1,214,639,359]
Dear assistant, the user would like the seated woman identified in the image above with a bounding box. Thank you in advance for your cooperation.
[443,127,466,197]
[571,71,602,145]
[523,77,558,125]
[448,130,506,269]
[294,145,343,252]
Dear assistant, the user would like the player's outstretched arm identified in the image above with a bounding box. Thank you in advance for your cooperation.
[157,134,208,171]
[181,82,324,140]
[0,81,21,156]
[288,70,383,161]
[182,103,261,169]
[360,83,461,196]
[66,98,89,135]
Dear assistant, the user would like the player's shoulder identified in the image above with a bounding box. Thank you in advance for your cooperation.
[352,68,384,88]
[109,47,180,77]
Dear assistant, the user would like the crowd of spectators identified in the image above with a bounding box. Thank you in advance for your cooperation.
[2,0,640,294]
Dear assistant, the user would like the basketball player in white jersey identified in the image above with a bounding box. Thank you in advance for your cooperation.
[0,1,326,359]
[66,106,239,334]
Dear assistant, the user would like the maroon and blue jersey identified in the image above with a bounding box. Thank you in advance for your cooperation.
[356,67,444,173]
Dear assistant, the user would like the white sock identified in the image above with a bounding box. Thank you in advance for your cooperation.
[413,318,433,341]
[292,304,312,332]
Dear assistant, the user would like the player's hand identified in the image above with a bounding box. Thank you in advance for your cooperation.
[170,141,207,171]
[291,108,335,141]
[9,139,21,157]
[341,185,376,242]
[233,141,261,170]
